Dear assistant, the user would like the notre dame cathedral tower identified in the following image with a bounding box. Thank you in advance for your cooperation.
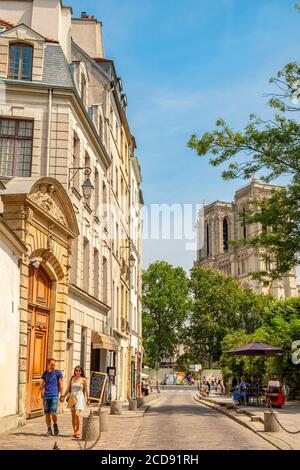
[196,177,298,299]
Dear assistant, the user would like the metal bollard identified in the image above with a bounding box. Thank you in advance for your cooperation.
[110,399,123,415]
[129,399,137,411]
[264,411,280,432]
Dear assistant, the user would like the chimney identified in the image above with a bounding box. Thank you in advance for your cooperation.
[72,13,104,58]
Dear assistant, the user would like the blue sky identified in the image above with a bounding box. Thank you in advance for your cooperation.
[72,0,300,272]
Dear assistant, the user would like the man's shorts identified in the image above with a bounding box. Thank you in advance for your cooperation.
[44,397,59,414]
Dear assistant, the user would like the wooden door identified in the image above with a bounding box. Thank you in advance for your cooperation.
[26,266,51,415]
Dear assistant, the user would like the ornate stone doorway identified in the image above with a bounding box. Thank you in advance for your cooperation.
[26,265,51,417]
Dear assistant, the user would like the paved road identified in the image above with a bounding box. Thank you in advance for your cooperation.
[130,389,276,450]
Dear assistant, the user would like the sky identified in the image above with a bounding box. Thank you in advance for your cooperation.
[72,0,300,272]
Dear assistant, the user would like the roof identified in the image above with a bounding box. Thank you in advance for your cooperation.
[0,18,14,30]
[0,18,58,43]
[43,44,73,87]
[204,200,231,210]
[71,40,110,81]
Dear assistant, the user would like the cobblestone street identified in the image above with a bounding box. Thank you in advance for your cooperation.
[129,389,275,450]
[0,389,276,450]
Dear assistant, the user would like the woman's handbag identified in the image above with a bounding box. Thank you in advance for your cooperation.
[67,394,77,408]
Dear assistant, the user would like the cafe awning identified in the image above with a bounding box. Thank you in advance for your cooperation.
[91,331,118,351]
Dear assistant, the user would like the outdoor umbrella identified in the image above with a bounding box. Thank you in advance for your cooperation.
[225,341,284,386]
[226,341,284,357]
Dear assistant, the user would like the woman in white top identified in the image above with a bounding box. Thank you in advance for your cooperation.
[268,374,281,389]
[61,366,89,438]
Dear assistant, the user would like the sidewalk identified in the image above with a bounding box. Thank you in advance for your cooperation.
[195,391,300,450]
[0,395,162,451]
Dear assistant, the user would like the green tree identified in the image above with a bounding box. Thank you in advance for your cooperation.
[187,59,300,281]
[186,267,269,366]
[142,261,190,368]
[220,297,300,396]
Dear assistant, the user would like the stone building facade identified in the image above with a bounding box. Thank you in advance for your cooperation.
[129,148,143,399]
[197,177,298,298]
[0,0,143,427]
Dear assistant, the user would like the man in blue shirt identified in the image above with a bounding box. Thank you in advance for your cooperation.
[40,358,63,436]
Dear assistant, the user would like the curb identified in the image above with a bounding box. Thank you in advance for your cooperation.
[193,395,283,451]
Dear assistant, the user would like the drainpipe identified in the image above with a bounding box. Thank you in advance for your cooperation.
[46,88,53,177]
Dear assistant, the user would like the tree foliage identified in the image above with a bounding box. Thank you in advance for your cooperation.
[186,266,272,364]
[142,261,190,368]
[220,297,300,396]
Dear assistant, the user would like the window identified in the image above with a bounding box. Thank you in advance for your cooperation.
[121,285,124,321]
[72,134,80,190]
[102,256,108,304]
[70,237,78,285]
[115,167,118,198]
[111,213,115,253]
[102,182,107,227]
[94,248,99,298]
[84,152,91,206]
[242,259,246,274]
[95,168,99,215]
[112,281,115,327]
[116,286,120,329]
[83,238,90,293]
[242,207,247,239]
[8,43,33,80]
[116,222,119,258]
[223,218,229,252]
[80,327,87,369]
[0,119,33,177]
[67,320,74,340]
[206,223,210,256]
[121,177,124,212]
[121,131,124,160]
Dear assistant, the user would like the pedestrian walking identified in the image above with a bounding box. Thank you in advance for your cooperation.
[61,365,89,438]
[40,358,63,436]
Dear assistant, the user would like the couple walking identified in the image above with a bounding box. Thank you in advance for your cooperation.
[40,358,89,438]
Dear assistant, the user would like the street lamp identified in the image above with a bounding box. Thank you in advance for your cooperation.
[68,167,93,202]
[82,177,93,201]
[128,253,136,268]
[120,242,136,273]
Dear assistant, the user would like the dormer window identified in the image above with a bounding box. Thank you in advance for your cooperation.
[8,43,33,81]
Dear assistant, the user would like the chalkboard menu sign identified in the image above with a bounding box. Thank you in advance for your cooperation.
[89,371,107,403]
